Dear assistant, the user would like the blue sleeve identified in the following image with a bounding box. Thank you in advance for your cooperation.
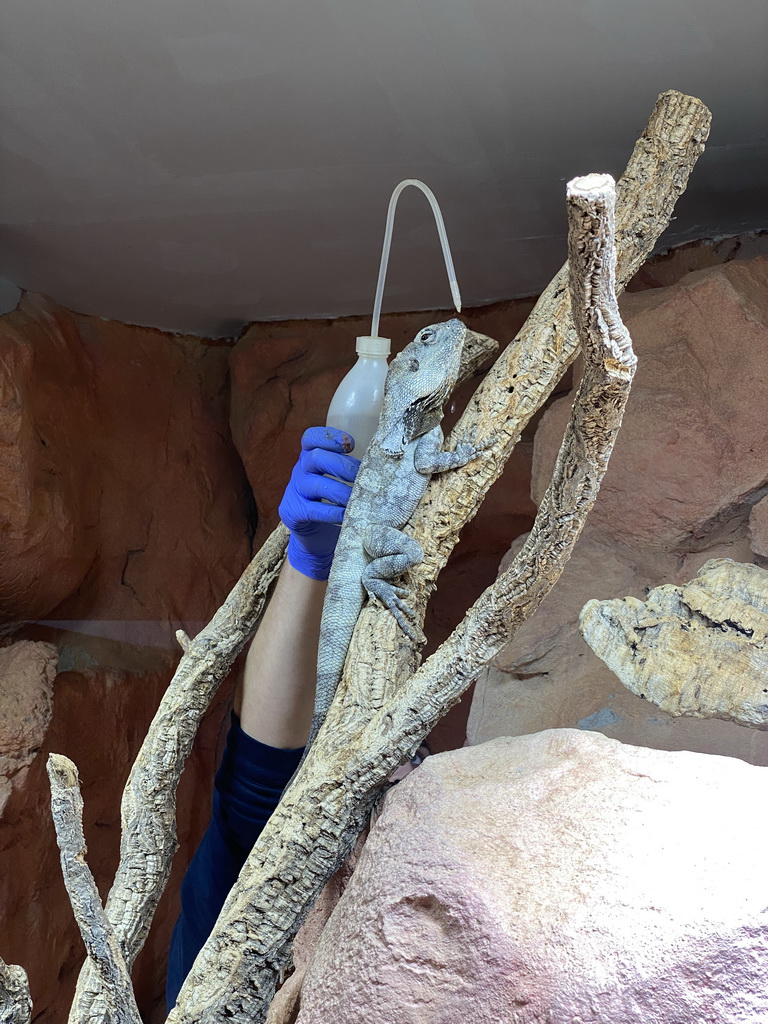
[166,713,304,1011]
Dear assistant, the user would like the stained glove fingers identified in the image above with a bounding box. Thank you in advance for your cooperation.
[300,425,356,454]
[301,446,361,482]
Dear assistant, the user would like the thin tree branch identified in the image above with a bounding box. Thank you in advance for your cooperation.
[47,755,142,1024]
[0,958,31,1024]
[356,171,636,750]
[70,525,289,1024]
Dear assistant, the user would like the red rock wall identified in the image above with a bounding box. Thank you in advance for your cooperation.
[0,294,253,1022]
[2,233,766,1021]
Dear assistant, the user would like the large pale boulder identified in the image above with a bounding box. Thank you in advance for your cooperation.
[296,731,768,1023]
[469,256,768,765]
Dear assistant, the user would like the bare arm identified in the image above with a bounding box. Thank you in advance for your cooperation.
[234,427,358,749]
[235,562,326,749]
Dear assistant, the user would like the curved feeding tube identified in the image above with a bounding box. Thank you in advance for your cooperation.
[370,179,462,340]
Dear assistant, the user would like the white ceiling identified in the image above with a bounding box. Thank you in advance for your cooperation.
[1,0,766,336]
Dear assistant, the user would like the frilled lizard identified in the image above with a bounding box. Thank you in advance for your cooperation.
[300,318,486,764]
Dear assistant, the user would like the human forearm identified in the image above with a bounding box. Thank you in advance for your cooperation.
[236,428,358,748]
[236,561,326,749]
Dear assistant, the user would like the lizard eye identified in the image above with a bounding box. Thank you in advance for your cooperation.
[419,329,435,343]
[409,358,420,372]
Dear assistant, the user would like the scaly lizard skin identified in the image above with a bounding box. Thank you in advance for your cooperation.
[304,318,486,761]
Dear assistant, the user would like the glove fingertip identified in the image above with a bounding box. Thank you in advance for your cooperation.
[323,425,356,453]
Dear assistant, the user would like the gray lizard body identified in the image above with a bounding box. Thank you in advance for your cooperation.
[303,318,485,762]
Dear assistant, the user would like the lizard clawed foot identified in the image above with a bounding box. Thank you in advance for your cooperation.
[453,425,493,461]
[365,579,426,644]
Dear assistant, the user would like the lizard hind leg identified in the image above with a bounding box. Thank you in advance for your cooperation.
[362,524,425,643]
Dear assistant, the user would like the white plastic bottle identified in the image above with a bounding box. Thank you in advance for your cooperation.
[326,335,391,456]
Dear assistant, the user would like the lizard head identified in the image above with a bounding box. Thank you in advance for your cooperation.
[377,318,466,457]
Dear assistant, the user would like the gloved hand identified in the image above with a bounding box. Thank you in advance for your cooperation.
[278,426,361,581]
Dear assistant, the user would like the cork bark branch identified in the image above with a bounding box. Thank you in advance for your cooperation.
[47,754,142,1024]
[0,958,31,1024]
[169,167,640,1023]
[70,524,289,1024]
[580,558,768,729]
[366,172,637,739]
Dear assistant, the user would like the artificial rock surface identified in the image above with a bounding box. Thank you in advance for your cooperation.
[0,641,57,816]
[295,730,768,1024]
[0,237,764,1020]
[748,495,768,559]
[468,255,768,765]
[0,300,98,624]
[0,293,252,1022]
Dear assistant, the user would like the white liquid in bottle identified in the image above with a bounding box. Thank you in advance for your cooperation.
[326,336,390,456]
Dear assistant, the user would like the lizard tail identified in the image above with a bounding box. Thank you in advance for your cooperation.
[314,588,363,729]
[286,579,364,788]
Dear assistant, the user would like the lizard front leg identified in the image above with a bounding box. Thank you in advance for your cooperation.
[414,423,487,475]
[361,524,425,642]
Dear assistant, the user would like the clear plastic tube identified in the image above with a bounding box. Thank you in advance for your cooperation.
[370,179,462,339]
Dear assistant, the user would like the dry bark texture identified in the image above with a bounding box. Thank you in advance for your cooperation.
[0,959,31,1024]
[580,558,768,730]
[47,755,142,1024]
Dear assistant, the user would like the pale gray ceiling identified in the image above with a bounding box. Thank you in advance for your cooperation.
[1,0,766,336]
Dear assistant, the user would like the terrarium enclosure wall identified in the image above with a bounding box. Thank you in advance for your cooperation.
[1,2,767,1022]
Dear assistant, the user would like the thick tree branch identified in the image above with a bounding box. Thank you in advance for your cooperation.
[346,90,711,712]
[70,525,289,1024]
[47,755,141,1024]
[169,167,639,1023]
[69,330,497,1024]
[0,958,31,1024]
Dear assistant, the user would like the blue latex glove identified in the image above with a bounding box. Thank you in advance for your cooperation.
[278,426,361,581]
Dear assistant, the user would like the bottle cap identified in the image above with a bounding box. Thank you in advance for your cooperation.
[356,335,391,357]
